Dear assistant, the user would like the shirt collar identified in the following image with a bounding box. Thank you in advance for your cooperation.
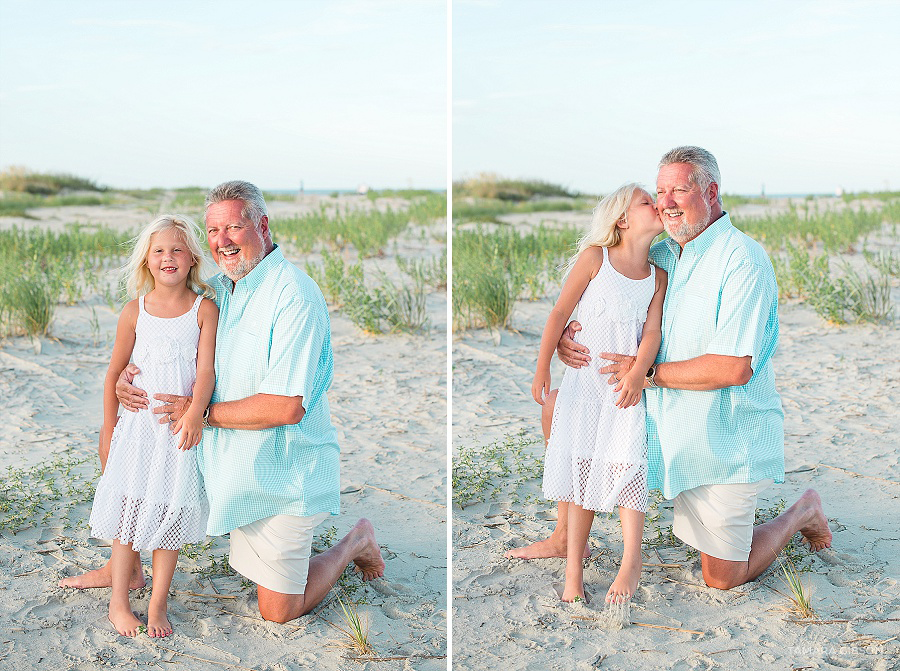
[215,244,284,294]
[664,212,732,258]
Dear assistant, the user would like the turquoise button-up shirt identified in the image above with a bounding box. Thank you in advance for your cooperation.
[646,213,784,499]
[197,245,340,536]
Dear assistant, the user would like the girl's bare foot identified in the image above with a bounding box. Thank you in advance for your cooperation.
[147,603,173,638]
[109,605,144,637]
[561,581,586,603]
[350,519,386,581]
[58,562,146,590]
[606,556,641,604]
[505,538,591,560]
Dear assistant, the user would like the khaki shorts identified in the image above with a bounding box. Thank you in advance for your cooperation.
[672,479,773,562]
[228,512,330,594]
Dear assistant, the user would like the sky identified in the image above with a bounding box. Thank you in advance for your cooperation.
[453,0,900,195]
[0,0,447,190]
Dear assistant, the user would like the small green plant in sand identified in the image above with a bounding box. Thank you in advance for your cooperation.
[452,430,545,508]
[774,551,816,619]
[0,453,97,533]
[329,598,375,657]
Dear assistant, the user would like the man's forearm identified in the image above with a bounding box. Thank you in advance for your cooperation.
[653,354,752,391]
[207,393,305,430]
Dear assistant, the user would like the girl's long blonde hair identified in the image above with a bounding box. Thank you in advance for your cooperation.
[122,214,215,299]
[561,182,643,279]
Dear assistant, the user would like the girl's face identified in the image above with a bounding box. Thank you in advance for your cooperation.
[146,228,196,289]
[625,190,664,237]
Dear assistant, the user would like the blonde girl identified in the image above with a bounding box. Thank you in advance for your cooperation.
[532,184,667,605]
[87,215,218,637]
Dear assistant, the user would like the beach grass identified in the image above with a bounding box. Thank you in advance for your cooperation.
[275,192,445,258]
[306,251,436,334]
[0,166,106,195]
[453,225,577,331]
[454,174,579,201]
[775,551,816,618]
[333,598,375,657]
[0,225,132,335]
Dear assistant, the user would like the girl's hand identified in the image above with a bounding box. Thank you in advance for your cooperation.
[532,371,551,405]
[172,414,202,451]
[614,371,644,409]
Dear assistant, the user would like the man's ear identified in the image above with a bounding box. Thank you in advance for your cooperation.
[707,182,719,204]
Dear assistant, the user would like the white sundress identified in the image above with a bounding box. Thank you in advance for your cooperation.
[89,294,209,551]
[542,246,656,513]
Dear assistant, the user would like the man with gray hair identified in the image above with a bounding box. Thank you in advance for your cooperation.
[508,147,831,593]
[62,181,384,623]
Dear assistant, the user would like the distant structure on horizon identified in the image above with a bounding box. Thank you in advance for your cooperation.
[356,183,369,195]
[835,186,844,197]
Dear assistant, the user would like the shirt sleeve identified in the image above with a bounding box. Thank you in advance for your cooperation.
[257,293,325,404]
[705,260,775,362]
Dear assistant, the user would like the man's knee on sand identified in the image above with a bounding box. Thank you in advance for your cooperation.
[701,554,747,590]
[258,589,306,623]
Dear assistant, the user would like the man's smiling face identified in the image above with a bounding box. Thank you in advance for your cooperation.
[656,162,713,244]
[205,199,268,281]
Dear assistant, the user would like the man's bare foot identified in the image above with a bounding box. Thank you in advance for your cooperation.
[797,489,832,551]
[58,563,146,590]
[147,603,173,638]
[606,556,641,604]
[350,518,385,581]
[504,538,590,560]
[109,605,144,637]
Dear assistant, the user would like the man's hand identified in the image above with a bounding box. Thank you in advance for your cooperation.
[600,352,637,385]
[153,394,193,427]
[116,364,148,412]
[557,321,591,368]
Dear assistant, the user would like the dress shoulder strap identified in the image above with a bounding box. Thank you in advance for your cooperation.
[138,295,145,313]
[190,292,203,313]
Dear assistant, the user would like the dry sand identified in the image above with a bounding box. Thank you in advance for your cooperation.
[0,196,447,670]
[452,209,900,670]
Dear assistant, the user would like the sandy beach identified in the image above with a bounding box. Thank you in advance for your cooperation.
[451,204,900,670]
[0,195,447,670]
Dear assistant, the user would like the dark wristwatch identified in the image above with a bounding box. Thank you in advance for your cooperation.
[201,405,211,429]
[645,365,658,388]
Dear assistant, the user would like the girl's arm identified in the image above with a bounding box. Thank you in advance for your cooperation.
[99,300,139,470]
[614,268,667,408]
[532,247,603,404]
[173,298,218,450]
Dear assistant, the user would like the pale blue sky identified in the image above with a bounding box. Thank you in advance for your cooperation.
[454,0,900,195]
[0,0,446,190]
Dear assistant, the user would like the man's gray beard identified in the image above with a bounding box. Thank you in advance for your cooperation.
[665,199,712,244]
[217,235,267,281]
